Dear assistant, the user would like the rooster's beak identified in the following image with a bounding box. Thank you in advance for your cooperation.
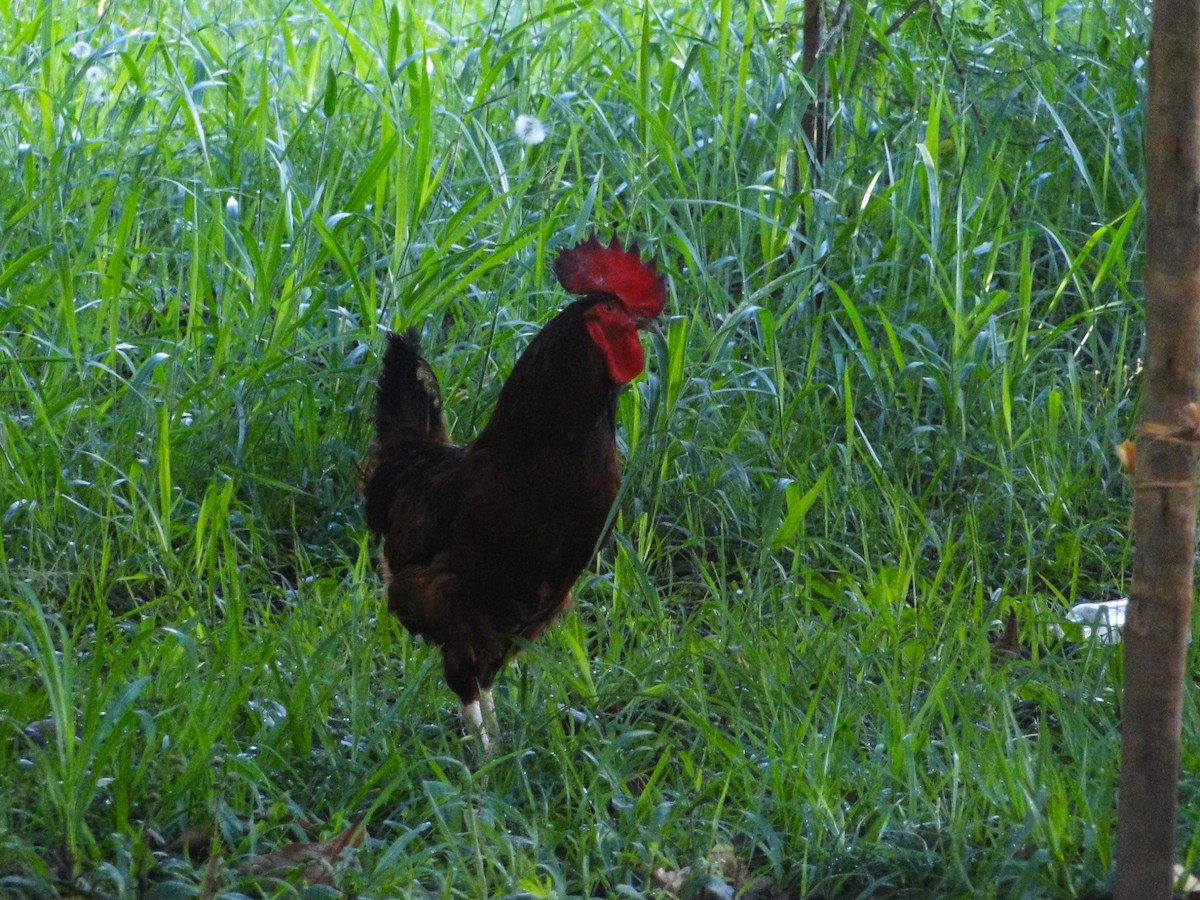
[634,316,661,333]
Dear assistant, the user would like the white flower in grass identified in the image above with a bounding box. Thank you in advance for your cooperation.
[514,114,546,145]
[85,65,104,83]
[69,41,93,60]
[89,89,109,104]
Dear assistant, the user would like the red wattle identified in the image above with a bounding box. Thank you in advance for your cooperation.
[587,318,645,384]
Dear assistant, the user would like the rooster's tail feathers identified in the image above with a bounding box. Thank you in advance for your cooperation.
[373,329,449,445]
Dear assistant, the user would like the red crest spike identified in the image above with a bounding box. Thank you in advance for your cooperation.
[553,234,667,317]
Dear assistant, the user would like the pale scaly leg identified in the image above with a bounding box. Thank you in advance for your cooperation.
[479,688,499,746]
[460,697,494,756]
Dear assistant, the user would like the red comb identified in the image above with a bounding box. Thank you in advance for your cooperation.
[553,234,667,317]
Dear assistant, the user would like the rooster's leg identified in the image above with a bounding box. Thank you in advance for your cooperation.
[479,688,499,743]
[461,698,494,756]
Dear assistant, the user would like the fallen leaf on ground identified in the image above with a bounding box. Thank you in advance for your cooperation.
[990,609,1022,663]
[237,816,367,888]
[652,866,687,894]
[651,842,783,900]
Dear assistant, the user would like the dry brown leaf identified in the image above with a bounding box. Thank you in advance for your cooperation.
[1114,439,1136,473]
[651,844,748,900]
[990,609,1022,663]
[652,865,687,894]
[237,815,367,888]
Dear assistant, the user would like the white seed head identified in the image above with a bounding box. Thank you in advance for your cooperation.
[69,41,93,60]
[514,114,546,145]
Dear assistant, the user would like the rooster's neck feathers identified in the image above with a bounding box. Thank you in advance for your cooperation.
[475,297,620,450]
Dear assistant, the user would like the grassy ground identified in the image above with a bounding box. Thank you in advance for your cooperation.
[0,0,1184,896]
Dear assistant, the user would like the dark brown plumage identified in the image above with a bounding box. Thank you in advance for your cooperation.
[361,236,666,748]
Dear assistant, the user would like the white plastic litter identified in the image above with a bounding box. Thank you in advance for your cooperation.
[1062,598,1129,644]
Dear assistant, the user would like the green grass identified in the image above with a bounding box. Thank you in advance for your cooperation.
[0,0,1182,896]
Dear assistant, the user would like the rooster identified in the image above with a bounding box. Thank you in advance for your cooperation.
[362,235,667,750]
